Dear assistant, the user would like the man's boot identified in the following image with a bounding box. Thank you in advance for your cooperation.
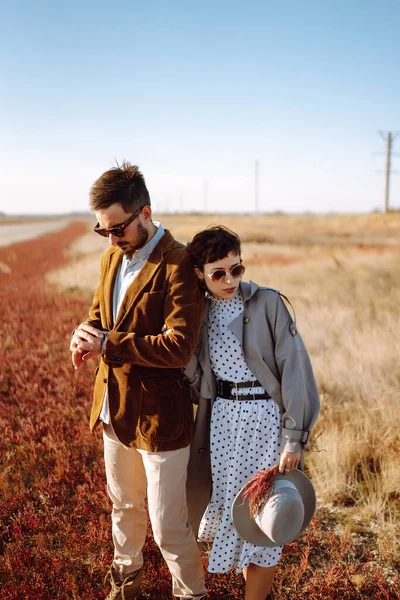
[104,565,143,600]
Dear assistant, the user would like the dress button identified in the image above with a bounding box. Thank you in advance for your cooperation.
[198,447,205,453]
[244,316,250,324]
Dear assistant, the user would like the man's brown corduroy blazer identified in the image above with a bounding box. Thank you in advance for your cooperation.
[85,230,204,452]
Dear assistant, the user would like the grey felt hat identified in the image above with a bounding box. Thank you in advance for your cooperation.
[231,470,316,547]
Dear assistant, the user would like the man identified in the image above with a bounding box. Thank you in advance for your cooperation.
[70,162,206,600]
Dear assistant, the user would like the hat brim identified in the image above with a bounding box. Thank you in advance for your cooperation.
[231,469,316,547]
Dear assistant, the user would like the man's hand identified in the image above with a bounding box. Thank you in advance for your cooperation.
[70,323,107,369]
[72,349,86,370]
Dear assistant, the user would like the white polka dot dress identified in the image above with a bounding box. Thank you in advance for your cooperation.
[198,292,282,573]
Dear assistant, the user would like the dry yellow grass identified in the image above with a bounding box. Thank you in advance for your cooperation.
[48,212,400,560]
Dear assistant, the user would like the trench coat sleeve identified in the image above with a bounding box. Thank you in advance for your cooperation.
[186,394,212,540]
[183,354,202,404]
[103,252,204,368]
[272,294,320,453]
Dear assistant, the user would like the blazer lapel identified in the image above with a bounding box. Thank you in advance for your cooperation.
[104,249,123,329]
[113,231,175,330]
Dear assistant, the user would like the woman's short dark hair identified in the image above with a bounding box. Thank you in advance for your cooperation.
[187,226,241,268]
[90,161,151,212]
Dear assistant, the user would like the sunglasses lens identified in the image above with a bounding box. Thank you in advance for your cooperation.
[231,264,245,278]
[211,270,227,282]
[94,226,109,237]
[108,228,124,237]
[94,226,124,237]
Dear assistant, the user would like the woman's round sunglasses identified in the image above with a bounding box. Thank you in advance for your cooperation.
[93,207,143,238]
[204,263,245,283]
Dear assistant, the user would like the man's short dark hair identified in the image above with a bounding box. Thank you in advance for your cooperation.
[90,161,151,212]
[187,226,241,268]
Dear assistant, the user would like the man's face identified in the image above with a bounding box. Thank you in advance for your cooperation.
[95,203,149,258]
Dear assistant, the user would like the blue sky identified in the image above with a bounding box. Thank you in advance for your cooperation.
[1,0,399,214]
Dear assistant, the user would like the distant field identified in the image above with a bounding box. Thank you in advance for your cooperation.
[3,210,399,251]
[48,211,400,295]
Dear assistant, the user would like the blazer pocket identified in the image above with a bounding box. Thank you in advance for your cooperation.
[139,376,185,442]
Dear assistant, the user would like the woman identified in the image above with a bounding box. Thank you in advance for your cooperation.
[185,226,320,600]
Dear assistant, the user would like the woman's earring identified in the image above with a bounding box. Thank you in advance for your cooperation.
[194,266,206,289]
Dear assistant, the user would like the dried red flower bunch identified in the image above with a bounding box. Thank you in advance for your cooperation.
[241,464,280,519]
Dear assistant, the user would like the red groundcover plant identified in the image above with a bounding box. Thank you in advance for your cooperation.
[0,224,398,600]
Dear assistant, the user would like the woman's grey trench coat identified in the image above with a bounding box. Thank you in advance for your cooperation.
[185,280,320,538]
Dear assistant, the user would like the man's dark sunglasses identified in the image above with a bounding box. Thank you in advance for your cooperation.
[93,207,143,238]
[204,263,245,283]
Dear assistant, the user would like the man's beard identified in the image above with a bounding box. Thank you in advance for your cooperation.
[117,222,149,257]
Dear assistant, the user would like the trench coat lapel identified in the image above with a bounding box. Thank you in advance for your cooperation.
[227,280,259,345]
[113,231,174,330]
[197,300,209,370]
[227,313,243,345]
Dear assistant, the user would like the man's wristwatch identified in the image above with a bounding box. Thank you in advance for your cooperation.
[101,332,108,353]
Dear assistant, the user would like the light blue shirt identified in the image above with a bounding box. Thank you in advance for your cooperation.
[99,222,165,424]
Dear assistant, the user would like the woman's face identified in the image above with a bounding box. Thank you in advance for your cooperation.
[196,251,244,299]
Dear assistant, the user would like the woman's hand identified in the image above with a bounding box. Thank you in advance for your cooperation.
[279,451,301,475]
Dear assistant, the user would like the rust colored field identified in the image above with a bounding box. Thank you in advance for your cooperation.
[0,222,399,599]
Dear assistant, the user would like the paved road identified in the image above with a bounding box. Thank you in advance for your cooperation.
[0,220,70,247]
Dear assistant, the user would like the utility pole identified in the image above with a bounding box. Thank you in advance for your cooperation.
[379,131,398,212]
[254,160,259,214]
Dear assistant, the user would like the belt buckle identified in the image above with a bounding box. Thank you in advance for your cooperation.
[232,381,238,400]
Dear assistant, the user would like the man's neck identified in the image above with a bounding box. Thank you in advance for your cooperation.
[146,221,158,243]
[126,221,158,260]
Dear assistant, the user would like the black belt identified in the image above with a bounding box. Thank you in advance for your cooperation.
[216,378,271,401]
